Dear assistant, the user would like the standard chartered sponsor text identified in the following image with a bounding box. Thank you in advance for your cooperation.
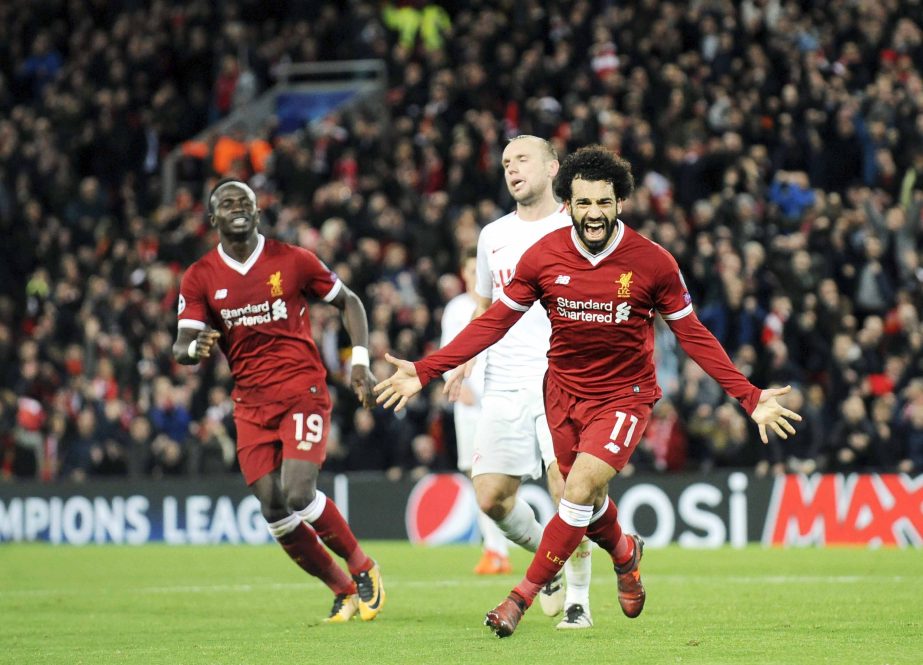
[221,300,286,327]
[220,301,270,319]
[557,296,614,323]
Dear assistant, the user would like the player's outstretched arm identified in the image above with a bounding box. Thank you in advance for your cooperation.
[444,294,489,401]
[374,353,423,412]
[667,312,802,442]
[749,385,803,444]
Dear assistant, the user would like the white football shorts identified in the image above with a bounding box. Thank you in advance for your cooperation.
[454,408,479,473]
[471,385,555,480]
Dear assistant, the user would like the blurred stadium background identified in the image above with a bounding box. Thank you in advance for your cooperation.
[1,0,921,553]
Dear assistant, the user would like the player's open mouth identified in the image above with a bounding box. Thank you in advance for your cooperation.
[511,179,525,188]
[583,221,606,241]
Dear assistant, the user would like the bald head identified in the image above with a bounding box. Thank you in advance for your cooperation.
[506,135,558,162]
[502,135,560,213]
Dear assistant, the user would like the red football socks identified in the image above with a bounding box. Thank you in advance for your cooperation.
[277,523,355,595]
[513,514,587,606]
[586,498,634,566]
[309,500,373,575]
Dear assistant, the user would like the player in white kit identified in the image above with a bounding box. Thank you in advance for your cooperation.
[441,248,512,574]
[446,136,594,628]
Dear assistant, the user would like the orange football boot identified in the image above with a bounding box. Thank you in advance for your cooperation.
[473,550,512,575]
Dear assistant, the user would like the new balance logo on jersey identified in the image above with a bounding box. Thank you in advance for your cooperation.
[555,275,571,285]
[214,289,228,300]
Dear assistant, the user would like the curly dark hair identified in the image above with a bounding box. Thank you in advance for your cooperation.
[553,146,635,202]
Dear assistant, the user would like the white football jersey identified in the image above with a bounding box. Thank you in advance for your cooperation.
[475,206,571,391]
[440,291,486,419]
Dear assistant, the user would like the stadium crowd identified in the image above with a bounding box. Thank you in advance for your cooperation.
[2,0,923,483]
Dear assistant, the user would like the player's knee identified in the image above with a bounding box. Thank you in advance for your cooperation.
[562,476,601,507]
[252,489,287,523]
[285,487,316,513]
[481,501,507,521]
[260,504,289,524]
[476,492,512,519]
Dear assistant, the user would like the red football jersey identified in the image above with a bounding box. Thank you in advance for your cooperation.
[416,223,761,413]
[500,223,687,400]
[178,235,340,404]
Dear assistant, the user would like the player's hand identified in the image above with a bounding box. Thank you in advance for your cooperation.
[373,353,422,412]
[351,364,377,409]
[750,385,803,444]
[457,384,477,406]
[195,330,222,359]
[443,358,476,401]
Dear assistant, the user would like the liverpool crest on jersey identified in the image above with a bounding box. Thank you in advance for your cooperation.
[617,271,632,298]
[267,271,284,297]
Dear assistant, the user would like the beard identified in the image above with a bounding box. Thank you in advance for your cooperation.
[572,212,618,254]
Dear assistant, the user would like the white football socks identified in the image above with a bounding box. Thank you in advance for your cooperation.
[564,537,593,608]
[496,497,544,552]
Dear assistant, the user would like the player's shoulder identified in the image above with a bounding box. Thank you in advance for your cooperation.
[263,237,299,256]
[621,223,675,262]
[537,224,572,247]
[548,207,572,227]
[622,222,676,272]
[484,209,519,228]
[520,225,570,265]
[183,247,219,280]
[480,210,518,238]
[263,237,319,265]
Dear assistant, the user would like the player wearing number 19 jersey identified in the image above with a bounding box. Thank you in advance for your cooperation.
[179,233,337,411]
[174,179,385,624]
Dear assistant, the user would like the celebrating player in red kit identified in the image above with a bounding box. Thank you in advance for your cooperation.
[374,146,801,637]
[173,179,384,623]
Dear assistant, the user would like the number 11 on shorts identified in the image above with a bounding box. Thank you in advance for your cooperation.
[292,412,324,450]
[604,411,638,455]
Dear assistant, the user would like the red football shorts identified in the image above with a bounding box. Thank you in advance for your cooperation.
[234,389,332,485]
[544,376,654,477]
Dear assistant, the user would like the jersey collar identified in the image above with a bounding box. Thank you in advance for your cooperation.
[570,219,624,266]
[218,233,265,275]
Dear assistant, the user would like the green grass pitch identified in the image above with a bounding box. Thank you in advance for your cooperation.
[1,542,920,664]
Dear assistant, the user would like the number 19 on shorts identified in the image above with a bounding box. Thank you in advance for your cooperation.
[604,411,638,455]
[292,412,324,450]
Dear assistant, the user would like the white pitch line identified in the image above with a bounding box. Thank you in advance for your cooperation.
[655,574,915,584]
[0,574,915,599]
